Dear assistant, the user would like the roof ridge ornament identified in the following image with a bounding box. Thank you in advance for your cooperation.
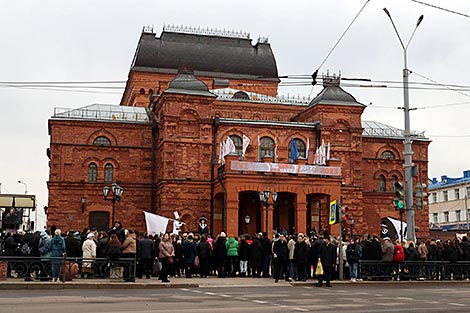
[163,24,251,39]
[322,73,341,87]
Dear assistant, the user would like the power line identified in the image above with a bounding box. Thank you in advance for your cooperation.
[410,0,470,19]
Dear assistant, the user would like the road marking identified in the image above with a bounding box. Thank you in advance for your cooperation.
[219,294,231,298]
[374,294,383,297]
[293,308,309,312]
[397,297,413,301]
[303,286,313,289]
[449,303,465,307]
[204,292,216,295]
[179,288,189,291]
[253,300,268,304]
[191,290,203,293]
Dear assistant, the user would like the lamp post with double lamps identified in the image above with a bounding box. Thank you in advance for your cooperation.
[259,189,278,237]
[383,8,424,241]
[103,183,124,226]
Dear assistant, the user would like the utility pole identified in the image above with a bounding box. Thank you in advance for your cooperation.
[384,8,424,241]
[465,193,469,230]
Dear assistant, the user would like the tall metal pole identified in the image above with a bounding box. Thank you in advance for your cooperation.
[465,194,469,230]
[384,8,423,242]
[265,203,268,235]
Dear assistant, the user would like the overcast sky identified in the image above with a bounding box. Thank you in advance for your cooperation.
[1,0,469,215]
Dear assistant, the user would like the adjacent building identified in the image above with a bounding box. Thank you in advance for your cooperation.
[47,26,431,238]
[429,170,470,231]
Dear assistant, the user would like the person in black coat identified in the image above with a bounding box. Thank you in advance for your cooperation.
[213,234,227,278]
[405,242,419,261]
[294,234,310,281]
[460,236,470,261]
[259,233,272,278]
[65,230,82,258]
[238,236,251,277]
[316,236,337,287]
[138,233,155,279]
[196,234,212,278]
[108,221,125,244]
[250,238,263,278]
[272,234,290,282]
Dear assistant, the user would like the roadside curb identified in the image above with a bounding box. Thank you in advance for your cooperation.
[0,282,199,290]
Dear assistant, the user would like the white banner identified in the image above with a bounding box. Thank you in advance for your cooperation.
[143,211,169,236]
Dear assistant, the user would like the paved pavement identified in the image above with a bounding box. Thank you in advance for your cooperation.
[1,276,469,289]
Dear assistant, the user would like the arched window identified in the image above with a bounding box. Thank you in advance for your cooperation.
[139,88,145,94]
[378,175,386,192]
[391,175,398,192]
[104,163,113,183]
[259,136,274,160]
[93,136,111,146]
[88,163,97,182]
[229,135,242,156]
[288,138,306,163]
[381,151,395,159]
[149,89,154,95]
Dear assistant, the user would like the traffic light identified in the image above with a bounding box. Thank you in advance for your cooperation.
[394,181,405,210]
[415,182,427,210]
[341,206,349,222]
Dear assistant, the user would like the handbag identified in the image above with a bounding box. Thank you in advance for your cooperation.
[167,256,174,265]
[315,259,324,276]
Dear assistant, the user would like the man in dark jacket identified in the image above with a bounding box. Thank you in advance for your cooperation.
[460,236,470,261]
[196,234,212,278]
[272,234,290,282]
[316,236,337,287]
[259,232,272,278]
[108,221,125,244]
[138,233,155,279]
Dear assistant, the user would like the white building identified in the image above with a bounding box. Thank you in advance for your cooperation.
[429,170,470,231]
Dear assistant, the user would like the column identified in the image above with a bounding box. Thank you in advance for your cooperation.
[296,200,307,235]
[226,198,239,237]
[267,203,274,238]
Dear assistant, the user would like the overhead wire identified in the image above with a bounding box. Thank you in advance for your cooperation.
[410,0,470,19]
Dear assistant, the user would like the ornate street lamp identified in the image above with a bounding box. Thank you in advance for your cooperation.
[103,183,123,225]
[259,189,278,236]
[349,216,355,238]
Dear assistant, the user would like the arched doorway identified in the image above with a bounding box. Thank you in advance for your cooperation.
[273,192,296,235]
[307,193,331,235]
[238,191,261,236]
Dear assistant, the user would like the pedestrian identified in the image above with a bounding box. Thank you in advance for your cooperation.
[238,235,251,277]
[225,235,239,277]
[182,233,197,278]
[158,233,174,283]
[259,232,272,278]
[82,232,96,278]
[50,229,66,282]
[196,234,212,278]
[213,232,227,278]
[346,238,361,282]
[272,234,290,283]
[315,236,336,287]
[381,237,394,262]
[250,237,263,278]
[138,232,155,279]
[294,233,309,281]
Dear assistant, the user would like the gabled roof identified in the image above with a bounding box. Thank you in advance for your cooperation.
[131,30,279,81]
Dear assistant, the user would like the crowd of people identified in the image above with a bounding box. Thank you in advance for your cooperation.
[2,222,470,284]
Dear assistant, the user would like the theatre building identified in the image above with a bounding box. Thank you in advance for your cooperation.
[47,26,431,238]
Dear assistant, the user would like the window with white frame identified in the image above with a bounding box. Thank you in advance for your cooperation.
[444,191,448,201]
[456,210,461,222]
[432,213,438,224]
[432,192,437,203]
[444,211,449,222]
[455,188,460,200]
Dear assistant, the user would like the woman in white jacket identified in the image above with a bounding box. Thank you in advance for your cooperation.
[82,233,97,277]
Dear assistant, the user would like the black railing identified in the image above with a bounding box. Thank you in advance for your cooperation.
[0,256,135,282]
[359,260,470,281]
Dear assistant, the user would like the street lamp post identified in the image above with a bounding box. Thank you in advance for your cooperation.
[384,8,424,242]
[259,189,278,237]
[18,180,27,194]
[103,183,123,226]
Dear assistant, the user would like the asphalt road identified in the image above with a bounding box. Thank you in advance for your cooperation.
[1,283,470,313]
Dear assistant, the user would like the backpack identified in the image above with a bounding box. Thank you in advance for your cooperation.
[39,238,51,255]
[21,243,32,255]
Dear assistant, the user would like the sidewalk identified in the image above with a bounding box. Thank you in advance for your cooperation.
[0,276,467,290]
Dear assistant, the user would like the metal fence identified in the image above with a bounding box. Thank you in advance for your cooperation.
[0,256,136,282]
[359,260,470,281]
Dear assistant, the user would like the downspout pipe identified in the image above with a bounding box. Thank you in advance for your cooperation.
[210,117,220,236]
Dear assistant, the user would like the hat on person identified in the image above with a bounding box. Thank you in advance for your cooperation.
[87,233,95,239]
[220,232,226,238]
[383,237,390,241]
[199,216,208,222]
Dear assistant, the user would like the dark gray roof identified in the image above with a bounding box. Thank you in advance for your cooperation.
[131,31,279,81]
[309,76,364,107]
[165,72,217,97]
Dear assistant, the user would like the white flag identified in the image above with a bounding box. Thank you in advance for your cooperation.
[143,211,169,236]
[326,141,331,161]
[172,220,183,235]
[219,142,224,164]
[224,136,236,156]
[242,134,250,158]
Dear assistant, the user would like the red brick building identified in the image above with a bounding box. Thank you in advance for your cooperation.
[47,27,430,238]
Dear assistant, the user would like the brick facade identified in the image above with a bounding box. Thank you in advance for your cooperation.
[47,29,430,239]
